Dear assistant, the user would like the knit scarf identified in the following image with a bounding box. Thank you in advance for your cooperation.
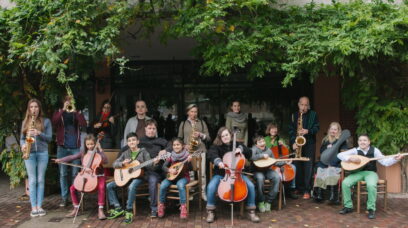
[226,112,247,123]
[170,149,189,162]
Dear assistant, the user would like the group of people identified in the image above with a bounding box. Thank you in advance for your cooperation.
[19,95,403,224]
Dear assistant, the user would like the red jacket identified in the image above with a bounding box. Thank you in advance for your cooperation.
[52,109,87,148]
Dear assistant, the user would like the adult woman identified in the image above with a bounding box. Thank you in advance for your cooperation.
[177,104,210,200]
[206,127,260,223]
[313,122,348,204]
[225,101,248,145]
[20,99,52,217]
[93,100,115,149]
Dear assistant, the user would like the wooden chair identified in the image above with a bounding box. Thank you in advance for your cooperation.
[263,179,284,210]
[357,179,387,213]
[340,169,388,213]
[103,149,121,211]
[157,156,202,214]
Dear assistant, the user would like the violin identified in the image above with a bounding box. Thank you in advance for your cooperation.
[217,129,248,202]
[73,133,104,192]
[271,143,295,182]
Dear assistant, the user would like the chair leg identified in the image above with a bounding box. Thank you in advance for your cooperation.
[186,186,190,214]
[278,182,282,210]
[133,200,136,216]
[357,182,361,213]
[384,181,387,211]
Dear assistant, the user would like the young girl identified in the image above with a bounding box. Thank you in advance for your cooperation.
[54,134,108,220]
[20,99,52,217]
[206,127,260,223]
[158,138,192,219]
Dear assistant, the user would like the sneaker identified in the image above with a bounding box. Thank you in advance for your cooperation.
[258,202,265,213]
[107,208,125,219]
[302,193,311,199]
[37,209,46,216]
[123,210,133,224]
[264,202,271,212]
[180,204,188,219]
[30,210,39,217]
[150,210,158,218]
[59,199,67,207]
[368,210,376,219]
[158,203,165,218]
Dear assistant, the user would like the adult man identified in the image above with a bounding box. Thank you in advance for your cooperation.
[338,134,402,219]
[122,100,151,147]
[288,96,319,199]
[52,95,87,207]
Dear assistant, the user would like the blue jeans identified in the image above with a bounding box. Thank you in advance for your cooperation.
[24,151,49,208]
[206,174,256,209]
[57,146,80,200]
[147,172,162,212]
[159,178,188,204]
[254,169,280,203]
[107,178,144,210]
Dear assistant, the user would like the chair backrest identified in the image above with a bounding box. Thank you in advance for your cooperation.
[103,149,120,168]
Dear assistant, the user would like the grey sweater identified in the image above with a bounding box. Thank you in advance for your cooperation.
[112,147,156,172]
[251,146,285,166]
[20,118,52,153]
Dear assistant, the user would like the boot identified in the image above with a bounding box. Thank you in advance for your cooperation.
[247,209,260,223]
[328,185,340,205]
[98,207,106,220]
[65,206,79,218]
[314,187,324,203]
[180,204,188,219]
[206,209,215,223]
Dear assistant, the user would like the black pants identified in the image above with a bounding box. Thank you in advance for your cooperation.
[294,143,316,193]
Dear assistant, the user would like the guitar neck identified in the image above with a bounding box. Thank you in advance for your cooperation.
[369,153,408,161]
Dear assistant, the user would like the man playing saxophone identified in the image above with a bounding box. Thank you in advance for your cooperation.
[288,96,320,199]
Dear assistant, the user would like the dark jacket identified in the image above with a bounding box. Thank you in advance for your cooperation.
[52,110,87,148]
[288,110,319,146]
[207,142,251,176]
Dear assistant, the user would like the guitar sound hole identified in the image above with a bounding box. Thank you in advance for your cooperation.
[129,169,133,174]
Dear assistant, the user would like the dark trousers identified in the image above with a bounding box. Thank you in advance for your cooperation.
[294,143,315,193]
[147,171,163,212]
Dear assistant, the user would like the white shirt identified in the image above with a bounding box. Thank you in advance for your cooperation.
[337,147,398,167]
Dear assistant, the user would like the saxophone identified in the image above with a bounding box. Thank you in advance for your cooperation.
[295,112,306,158]
[189,120,200,154]
[22,115,36,160]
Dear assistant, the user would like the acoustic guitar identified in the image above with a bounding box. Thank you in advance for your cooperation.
[166,150,202,181]
[341,153,408,171]
[114,153,170,187]
[253,157,310,169]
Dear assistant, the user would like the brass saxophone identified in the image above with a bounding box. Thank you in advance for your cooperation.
[189,120,200,154]
[295,112,306,158]
[65,83,76,112]
[22,115,36,160]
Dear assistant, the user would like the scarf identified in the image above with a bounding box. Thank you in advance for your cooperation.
[171,149,189,162]
[226,112,247,123]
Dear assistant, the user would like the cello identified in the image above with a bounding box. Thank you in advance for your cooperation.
[270,138,296,182]
[217,127,247,225]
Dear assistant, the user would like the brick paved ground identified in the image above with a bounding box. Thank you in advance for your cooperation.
[2,187,408,228]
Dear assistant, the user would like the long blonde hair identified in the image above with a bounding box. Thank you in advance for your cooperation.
[322,122,342,144]
[22,99,44,134]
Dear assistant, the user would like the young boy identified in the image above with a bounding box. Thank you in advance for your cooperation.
[338,134,402,219]
[251,136,281,212]
[106,133,159,224]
